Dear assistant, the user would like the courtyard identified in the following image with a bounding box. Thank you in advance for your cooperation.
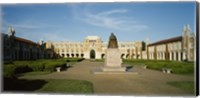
[9,59,194,96]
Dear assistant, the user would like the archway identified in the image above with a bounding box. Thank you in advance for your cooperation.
[101,54,105,59]
[90,49,95,59]
[66,54,70,58]
[71,54,74,58]
[76,54,79,58]
[81,54,84,58]
[121,54,125,59]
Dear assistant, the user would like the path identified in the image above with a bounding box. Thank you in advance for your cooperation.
[20,60,194,96]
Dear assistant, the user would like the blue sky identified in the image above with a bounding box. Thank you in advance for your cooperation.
[1,2,196,43]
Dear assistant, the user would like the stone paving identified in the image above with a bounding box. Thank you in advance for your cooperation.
[20,60,194,96]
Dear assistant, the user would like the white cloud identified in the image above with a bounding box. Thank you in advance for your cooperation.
[72,6,148,32]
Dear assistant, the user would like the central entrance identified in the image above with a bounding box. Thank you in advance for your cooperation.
[90,49,95,59]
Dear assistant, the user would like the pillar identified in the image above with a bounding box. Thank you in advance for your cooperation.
[169,52,172,61]
[162,52,165,60]
[174,52,176,61]
[183,52,186,60]
[178,52,181,61]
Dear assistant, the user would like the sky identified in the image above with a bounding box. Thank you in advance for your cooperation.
[1,2,196,43]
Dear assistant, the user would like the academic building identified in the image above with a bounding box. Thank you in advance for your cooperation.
[2,24,196,62]
[2,26,51,61]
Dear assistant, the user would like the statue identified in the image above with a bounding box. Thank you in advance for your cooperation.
[108,33,118,48]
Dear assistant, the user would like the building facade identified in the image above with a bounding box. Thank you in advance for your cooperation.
[146,24,195,61]
[46,24,195,62]
[2,24,195,62]
[46,36,145,60]
[2,26,51,61]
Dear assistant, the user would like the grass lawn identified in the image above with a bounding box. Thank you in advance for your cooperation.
[167,81,195,94]
[20,72,51,76]
[4,78,94,94]
[36,79,94,94]
[123,59,194,75]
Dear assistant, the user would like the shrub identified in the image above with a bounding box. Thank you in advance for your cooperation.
[3,64,16,78]
[44,62,65,72]
[3,64,32,78]
[14,64,32,74]
[28,62,45,72]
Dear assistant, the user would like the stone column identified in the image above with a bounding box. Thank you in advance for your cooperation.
[169,52,172,61]
[163,52,165,60]
[178,52,181,61]
[183,52,186,60]
[150,53,152,60]
[174,52,176,61]
[157,52,160,60]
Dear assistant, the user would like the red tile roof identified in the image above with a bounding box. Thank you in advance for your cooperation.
[15,37,40,46]
[148,36,182,46]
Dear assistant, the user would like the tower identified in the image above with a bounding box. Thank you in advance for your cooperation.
[182,24,191,61]
[8,25,15,37]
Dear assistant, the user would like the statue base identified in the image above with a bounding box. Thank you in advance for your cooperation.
[103,48,126,72]
[102,67,126,72]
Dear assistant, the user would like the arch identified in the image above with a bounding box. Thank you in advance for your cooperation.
[131,54,135,59]
[121,54,125,59]
[181,52,183,61]
[62,53,65,58]
[90,49,95,59]
[76,54,79,58]
[81,54,84,58]
[71,54,74,58]
[126,54,129,59]
[66,54,70,58]
[176,52,178,61]
[101,54,105,59]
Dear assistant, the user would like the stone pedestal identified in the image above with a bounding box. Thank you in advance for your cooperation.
[102,49,126,72]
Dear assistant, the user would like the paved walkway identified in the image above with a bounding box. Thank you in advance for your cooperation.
[20,60,194,96]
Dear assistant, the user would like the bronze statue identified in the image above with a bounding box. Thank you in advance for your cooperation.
[108,33,118,48]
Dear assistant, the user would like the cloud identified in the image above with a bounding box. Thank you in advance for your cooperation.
[72,6,148,32]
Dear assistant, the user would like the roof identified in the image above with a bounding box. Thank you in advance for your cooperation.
[15,37,40,46]
[148,36,182,46]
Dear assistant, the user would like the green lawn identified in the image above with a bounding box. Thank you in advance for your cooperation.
[123,59,194,75]
[167,81,195,94]
[4,78,93,94]
[20,72,51,76]
[36,79,93,94]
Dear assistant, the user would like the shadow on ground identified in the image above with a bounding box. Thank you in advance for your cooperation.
[3,77,47,92]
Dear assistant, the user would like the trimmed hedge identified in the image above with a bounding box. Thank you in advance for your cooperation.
[3,59,67,78]
[3,64,16,78]
[28,62,45,72]
[3,64,32,78]
[44,62,65,72]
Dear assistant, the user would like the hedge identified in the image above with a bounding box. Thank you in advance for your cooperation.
[3,59,67,78]
[3,64,32,78]
[28,62,45,72]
